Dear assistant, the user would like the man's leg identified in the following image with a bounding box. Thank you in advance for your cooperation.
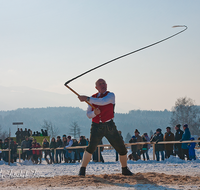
[161,151,165,161]
[79,123,104,176]
[104,121,132,175]
[155,151,159,161]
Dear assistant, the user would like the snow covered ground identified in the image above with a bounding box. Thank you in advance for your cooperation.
[1,148,200,189]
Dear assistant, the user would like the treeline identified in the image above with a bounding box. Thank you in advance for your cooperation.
[0,107,172,140]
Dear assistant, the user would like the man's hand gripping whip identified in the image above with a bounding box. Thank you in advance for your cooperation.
[64,25,187,108]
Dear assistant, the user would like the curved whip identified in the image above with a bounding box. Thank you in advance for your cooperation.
[65,25,187,85]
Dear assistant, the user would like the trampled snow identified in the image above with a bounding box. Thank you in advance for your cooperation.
[1,148,200,189]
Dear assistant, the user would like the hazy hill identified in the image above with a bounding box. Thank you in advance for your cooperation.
[0,107,171,140]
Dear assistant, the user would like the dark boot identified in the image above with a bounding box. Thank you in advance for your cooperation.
[45,158,50,164]
[79,167,86,176]
[122,167,133,176]
[65,158,68,163]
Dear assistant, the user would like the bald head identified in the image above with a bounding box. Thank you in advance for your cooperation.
[95,79,107,94]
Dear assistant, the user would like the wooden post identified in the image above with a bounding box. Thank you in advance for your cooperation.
[153,143,155,160]
[98,145,100,162]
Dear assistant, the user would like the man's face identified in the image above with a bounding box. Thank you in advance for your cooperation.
[183,126,186,131]
[96,79,107,94]
[166,128,170,133]
[135,132,139,136]
[175,126,178,131]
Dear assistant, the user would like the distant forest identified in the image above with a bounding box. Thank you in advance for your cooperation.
[0,107,172,141]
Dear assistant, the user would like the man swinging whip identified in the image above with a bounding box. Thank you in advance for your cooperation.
[78,78,132,176]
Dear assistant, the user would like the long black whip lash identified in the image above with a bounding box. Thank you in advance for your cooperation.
[64,25,187,108]
[65,25,187,86]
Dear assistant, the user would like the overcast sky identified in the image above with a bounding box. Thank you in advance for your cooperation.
[0,0,200,113]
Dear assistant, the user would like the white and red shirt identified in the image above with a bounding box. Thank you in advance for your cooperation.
[87,91,115,123]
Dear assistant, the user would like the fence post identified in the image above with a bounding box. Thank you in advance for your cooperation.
[153,143,155,160]
[98,145,100,162]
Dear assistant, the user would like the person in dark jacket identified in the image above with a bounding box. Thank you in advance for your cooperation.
[78,136,87,160]
[10,139,17,163]
[198,137,200,147]
[15,128,20,144]
[174,124,184,159]
[42,138,52,164]
[129,136,138,160]
[56,136,63,163]
[50,137,57,163]
[181,124,191,160]
[3,138,9,162]
[21,136,32,161]
[141,133,150,161]
[163,127,175,158]
[150,128,164,161]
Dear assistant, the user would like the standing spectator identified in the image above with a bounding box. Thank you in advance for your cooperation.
[134,129,143,159]
[3,138,9,162]
[78,136,87,160]
[28,129,32,137]
[50,137,57,163]
[0,139,3,161]
[56,136,63,163]
[198,137,200,147]
[181,124,191,160]
[44,130,48,136]
[188,137,196,160]
[24,128,29,137]
[20,128,25,142]
[41,129,45,136]
[21,136,32,161]
[10,138,17,163]
[71,139,79,163]
[62,135,67,162]
[129,136,138,160]
[141,133,150,161]
[164,127,175,158]
[174,124,184,159]
[150,128,165,161]
[15,128,20,144]
[42,138,52,164]
[64,136,73,163]
[31,139,41,164]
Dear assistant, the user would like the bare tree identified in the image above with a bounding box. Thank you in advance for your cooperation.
[41,120,59,138]
[69,121,81,139]
[170,97,200,135]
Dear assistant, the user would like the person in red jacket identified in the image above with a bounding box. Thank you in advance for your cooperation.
[78,78,132,176]
[31,139,41,164]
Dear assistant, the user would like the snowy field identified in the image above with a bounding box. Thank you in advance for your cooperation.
[1,148,200,189]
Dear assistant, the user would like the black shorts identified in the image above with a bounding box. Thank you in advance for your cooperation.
[86,120,127,156]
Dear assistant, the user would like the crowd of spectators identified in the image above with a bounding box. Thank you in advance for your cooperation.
[0,124,200,164]
[129,124,199,162]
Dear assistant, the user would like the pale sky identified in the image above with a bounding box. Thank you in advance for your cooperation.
[0,0,200,113]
